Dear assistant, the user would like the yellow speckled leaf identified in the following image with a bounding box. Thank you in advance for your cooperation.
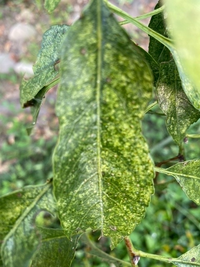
[53,0,154,247]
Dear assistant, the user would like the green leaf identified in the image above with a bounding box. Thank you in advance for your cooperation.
[148,2,200,145]
[1,183,55,267]
[44,0,61,12]
[165,0,200,110]
[173,245,200,267]
[31,228,79,267]
[0,184,52,243]
[155,160,200,205]
[20,25,68,122]
[53,0,154,248]
[157,61,200,145]
[148,0,169,84]
[81,233,131,266]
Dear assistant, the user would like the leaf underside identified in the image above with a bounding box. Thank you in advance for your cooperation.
[148,1,200,145]
[19,25,68,132]
[166,160,200,205]
[53,0,154,247]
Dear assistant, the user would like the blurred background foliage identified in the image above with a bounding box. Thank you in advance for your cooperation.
[1,0,200,266]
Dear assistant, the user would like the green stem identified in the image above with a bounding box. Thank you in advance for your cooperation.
[144,101,158,114]
[120,5,165,25]
[128,241,200,266]
[107,1,173,50]
[186,134,200,139]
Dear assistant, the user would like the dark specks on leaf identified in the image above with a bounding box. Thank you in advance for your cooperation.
[191,257,196,262]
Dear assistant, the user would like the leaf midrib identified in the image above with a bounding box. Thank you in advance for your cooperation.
[96,0,104,229]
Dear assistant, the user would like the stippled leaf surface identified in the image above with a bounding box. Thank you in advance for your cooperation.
[1,183,55,267]
[164,160,200,205]
[165,0,200,110]
[31,228,79,267]
[173,245,200,267]
[0,184,51,243]
[44,0,61,12]
[148,2,200,145]
[20,25,68,124]
[53,0,154,247]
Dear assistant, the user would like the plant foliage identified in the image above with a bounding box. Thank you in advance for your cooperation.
[1,0,200,266]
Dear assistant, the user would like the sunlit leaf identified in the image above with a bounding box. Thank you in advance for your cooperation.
[53,0,154,247]
[165,0,200,110]
[1,183,55,267]
[173,244,200,267]
[31,228,79,267]
[148,1,200,145]
[156,160,200,205]
[20,25,69,125]
[44,0,61,12]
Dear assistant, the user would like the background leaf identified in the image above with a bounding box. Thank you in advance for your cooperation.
[80,234,131,266]
[1,183,55,267]
[148,1,200,145]
[20,25,69,109]
[31,228,79,267]
[53,0,154,248]
[44,0,61,12]
[173,244,200,267]
[157,160,200,205]
[165,0,200,110]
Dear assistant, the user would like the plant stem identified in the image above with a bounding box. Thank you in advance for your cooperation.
[120,5,165,25]
[106,1,173,50]
[144,101,157,114]
[186,134,200,139]
[124,237,140,266]
[125,238,200,266]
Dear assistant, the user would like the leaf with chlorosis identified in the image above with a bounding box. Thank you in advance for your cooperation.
[53,0,154,248]
[1,183,56,267]
[148,1,200,145]
[172,244,200,267]
[20,25,68,131]
[165,0,200,110]
[157,62,200,145]
[44,0,61,12]
[31,228,79,267]
[165,160,200,205]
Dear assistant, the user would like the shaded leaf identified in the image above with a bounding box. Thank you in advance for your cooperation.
[44,0,61,12]
[173,244,200,267]
[157,61,200,144]
[0,184,53,243]
[53,0,154,248]
[1,183,55,267]
[20,25,69,128]
[148,2,200,145]
[165,0,200,110]
[148,0,169,85]
[31,228,79,267]
[159,160,200,205]
[81,234,130,266]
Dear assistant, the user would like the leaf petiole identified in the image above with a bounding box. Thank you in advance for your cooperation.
[120,5,165,25]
